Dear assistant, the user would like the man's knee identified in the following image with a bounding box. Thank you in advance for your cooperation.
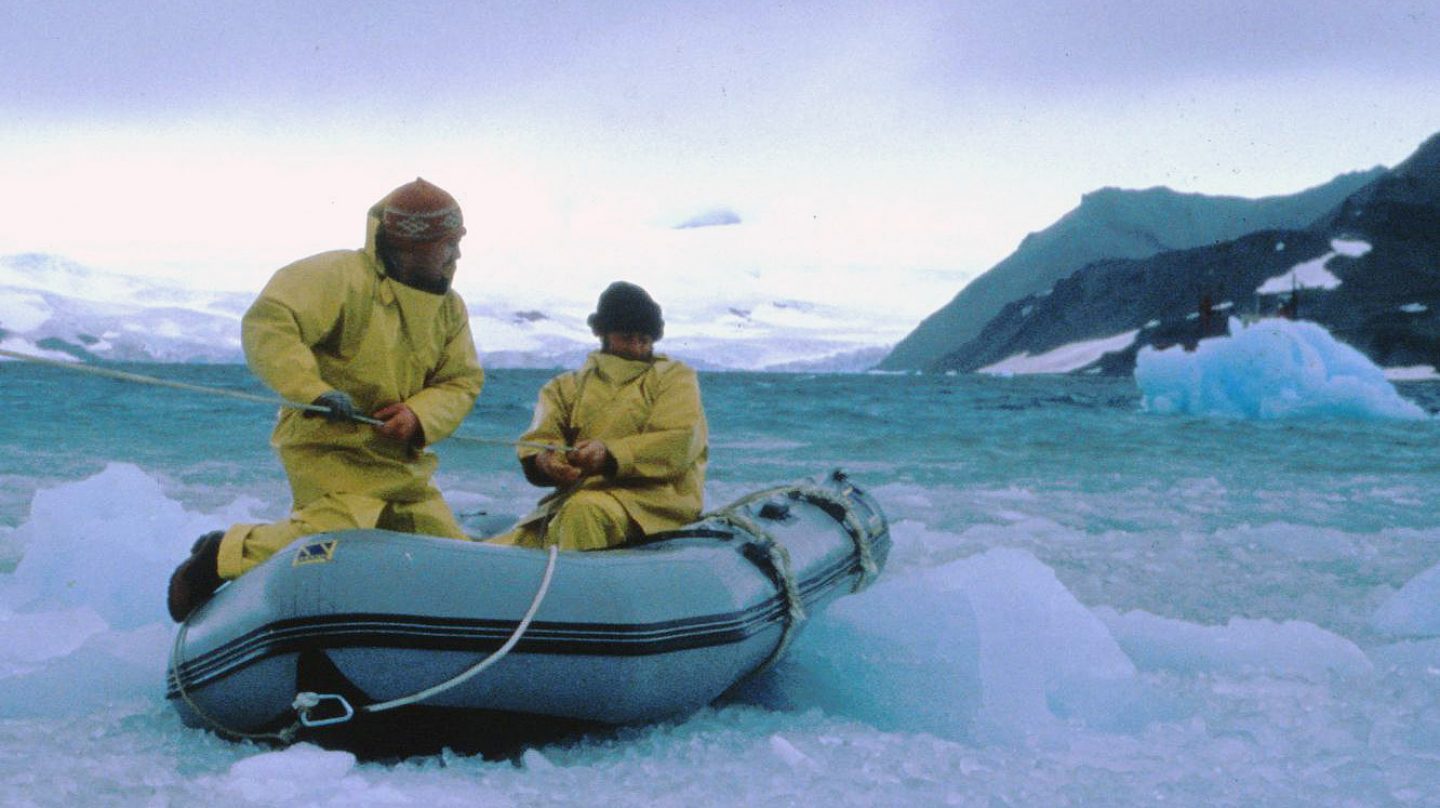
[382,496,467,540]
[217,520,311,579]
[216,494,383,578]
[551,491,635,551]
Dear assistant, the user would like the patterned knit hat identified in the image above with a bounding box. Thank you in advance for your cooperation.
[380,178,465,242]
[587,281,664,340]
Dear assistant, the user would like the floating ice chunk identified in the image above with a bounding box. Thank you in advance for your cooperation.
[520,748,556,771]
[222,744,361,804]
[0,623,170,717]
[935,548,1140,738]
[3,463,261,629]
[768,735,819,773]
[739,548,1160,742]
[0,606,106,675]
[1097,608,1372,679]
[1135,317,1427,420]
[1373,561,1440,638]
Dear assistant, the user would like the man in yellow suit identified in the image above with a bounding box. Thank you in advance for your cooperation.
[495,282,708,550]
[167,178,485,621]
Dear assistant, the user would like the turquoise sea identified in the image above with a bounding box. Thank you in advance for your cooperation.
[2,361,1440,806]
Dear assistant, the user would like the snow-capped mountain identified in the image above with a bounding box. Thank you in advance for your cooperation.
[0,253,894,372]
[878,167,1385,372]
[929,131,1440,376]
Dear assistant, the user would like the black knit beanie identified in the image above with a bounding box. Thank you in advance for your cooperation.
[587,281,664,340]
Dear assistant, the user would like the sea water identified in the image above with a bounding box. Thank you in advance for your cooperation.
[2,334,1440,806]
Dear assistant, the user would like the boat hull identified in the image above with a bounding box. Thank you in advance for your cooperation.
[166,472,889,740]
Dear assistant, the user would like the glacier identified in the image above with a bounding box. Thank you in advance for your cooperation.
[0,253,897,372]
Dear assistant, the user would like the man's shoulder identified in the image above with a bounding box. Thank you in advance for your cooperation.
[273,249,371,280]
[536,367,581,401]
[647,357,700,394]
[552,365,587,384]
[652,355,696,377]
[260,250,375,298]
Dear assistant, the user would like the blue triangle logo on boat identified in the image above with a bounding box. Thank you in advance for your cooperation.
[293,540,339,567]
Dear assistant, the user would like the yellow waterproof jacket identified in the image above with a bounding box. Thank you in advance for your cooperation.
[242,198,484,507]
[517,351,708,534]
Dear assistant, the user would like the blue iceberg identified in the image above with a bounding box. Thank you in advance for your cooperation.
[1135,317,1427,420]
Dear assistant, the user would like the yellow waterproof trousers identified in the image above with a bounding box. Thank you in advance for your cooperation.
[490,489,639,551]
[216,491,468,579]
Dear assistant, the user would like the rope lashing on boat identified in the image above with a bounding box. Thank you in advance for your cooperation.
[705,473,880,593]
[697,473,881,672]
[787,483,880,592]
[708,508,806,673]
[0,347,568,452]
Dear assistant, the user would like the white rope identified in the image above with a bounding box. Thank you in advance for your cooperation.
[346,542,560,715]
[169,542,560,737]
[1,347,317,410]
[168,615,303,744]
[0,347,566,452]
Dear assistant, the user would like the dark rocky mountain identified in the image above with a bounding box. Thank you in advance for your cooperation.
[930,132,1440,376]
[877,168,1384,372]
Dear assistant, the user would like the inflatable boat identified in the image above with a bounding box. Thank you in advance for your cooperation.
[166,471,888,748]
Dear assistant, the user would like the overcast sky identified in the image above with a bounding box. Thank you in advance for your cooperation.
[2,0,1437,323]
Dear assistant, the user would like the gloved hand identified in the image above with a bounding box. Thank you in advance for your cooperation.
[311,390,360,422]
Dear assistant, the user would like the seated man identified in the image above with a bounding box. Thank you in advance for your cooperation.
[494,281,708,550]
[166,178,485,621]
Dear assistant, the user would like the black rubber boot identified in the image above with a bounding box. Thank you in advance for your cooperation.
[167,530,224,622]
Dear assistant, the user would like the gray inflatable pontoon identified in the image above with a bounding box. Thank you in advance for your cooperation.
[166,471,888,743]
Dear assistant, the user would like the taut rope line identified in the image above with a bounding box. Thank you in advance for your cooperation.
[0,348,565,452]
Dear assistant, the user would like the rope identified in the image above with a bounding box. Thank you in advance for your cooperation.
[789,484,880,592]
[703,478,879,592]
[0,347,567,452]
[698,476,881,671]
[0,347,317,410]
[169,541,561,737]
[345,543,560,716]
[168,616,304,744]
[706,508,807,674]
